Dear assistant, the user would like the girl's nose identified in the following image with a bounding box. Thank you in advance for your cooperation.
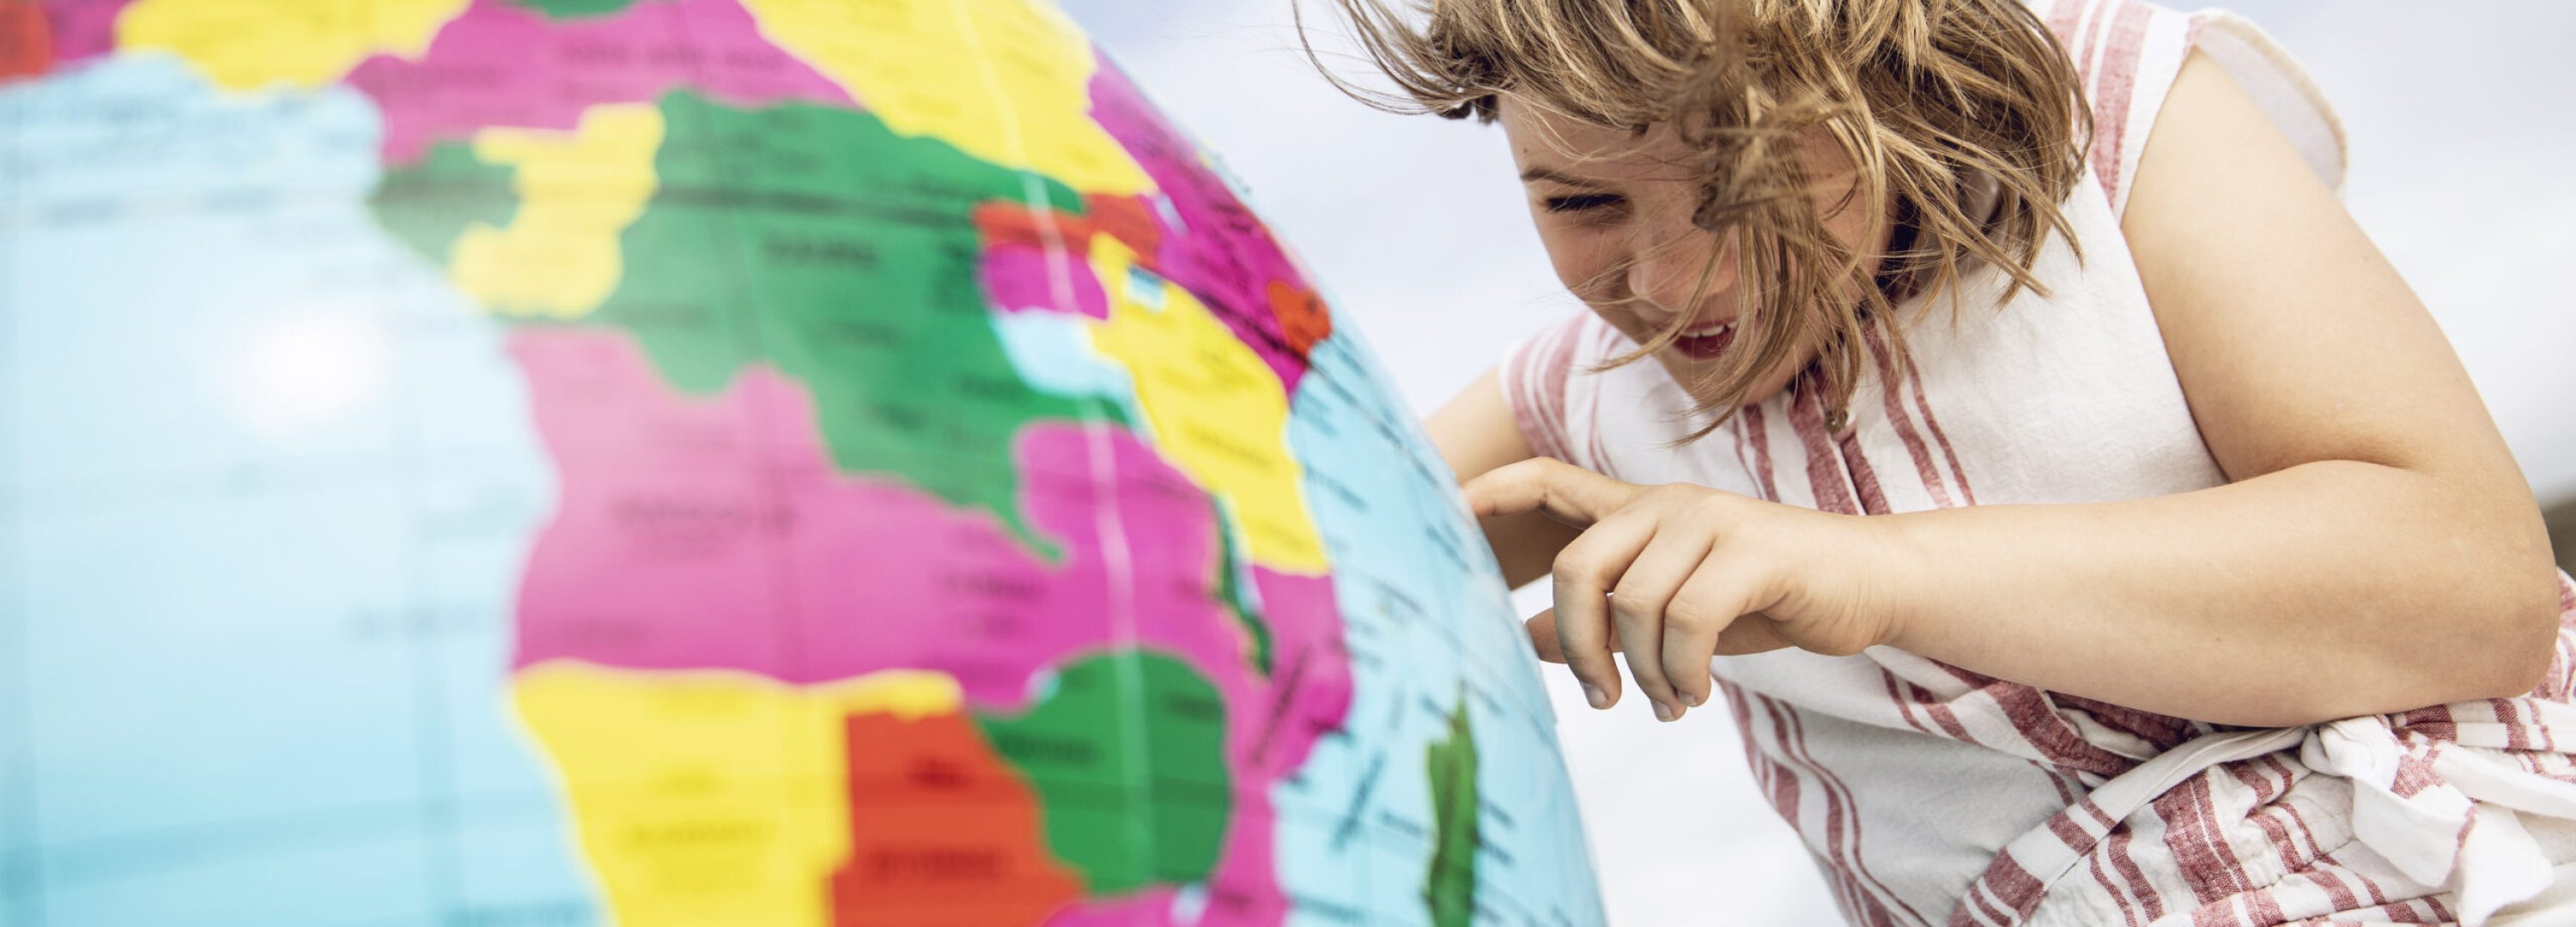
[1625,229,1728,320]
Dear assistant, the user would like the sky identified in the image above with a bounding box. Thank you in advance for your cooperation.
[1058,2,2576,924]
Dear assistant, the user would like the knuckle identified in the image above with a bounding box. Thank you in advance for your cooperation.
[1552,549,1616,589]
[1664,597,1720,633]
[1608,579,1666,621]
[1606,581,1655,621]
[1611,599,1661,633]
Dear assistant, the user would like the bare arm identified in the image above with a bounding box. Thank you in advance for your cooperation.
[1876,51,2562,725]
[1427,366,1583,588]
[1463,52,2563,726]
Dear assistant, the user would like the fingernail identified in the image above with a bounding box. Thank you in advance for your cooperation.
[1583,684,1608,709]
[1653,701,1675,722]
[1686,691,1706,707]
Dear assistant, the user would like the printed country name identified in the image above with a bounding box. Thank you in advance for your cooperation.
[1376,786,1516,869]
[852,845,1018,882]
[22,188,364,226]
[611,495,793,531]
[439,899,594,927]
[985,710,1226,767]
[617,815,772,850]
[598,184,958,227]
[550,39,803,74]
[1179,421,1287,472]
[759,232,878,269]
[1305,470,1370,514]
[1281,892,1370,924]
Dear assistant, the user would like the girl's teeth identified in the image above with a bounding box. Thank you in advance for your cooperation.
[1681,321,1735,338]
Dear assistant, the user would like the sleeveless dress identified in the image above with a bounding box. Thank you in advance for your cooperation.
[1496,2,2576,924]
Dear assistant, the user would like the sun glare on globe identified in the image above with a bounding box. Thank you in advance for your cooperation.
[3,0,1601,924]
[223,311,393,438]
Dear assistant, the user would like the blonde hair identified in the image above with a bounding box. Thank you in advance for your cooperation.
[1303,0,2089,433]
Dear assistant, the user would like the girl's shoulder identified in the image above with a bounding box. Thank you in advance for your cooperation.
[2029,0,2346,220]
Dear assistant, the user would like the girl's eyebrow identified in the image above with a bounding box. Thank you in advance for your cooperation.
[1520,165,1607,186]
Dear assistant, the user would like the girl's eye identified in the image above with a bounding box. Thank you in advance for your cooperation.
[1543,193,1625,214]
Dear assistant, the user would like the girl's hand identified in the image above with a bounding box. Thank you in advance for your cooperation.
[1464,458,1909,722]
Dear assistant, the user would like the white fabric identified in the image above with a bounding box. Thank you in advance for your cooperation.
[1496,2,2576,924]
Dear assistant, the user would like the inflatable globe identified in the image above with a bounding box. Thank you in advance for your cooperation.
[0,1,1602,925]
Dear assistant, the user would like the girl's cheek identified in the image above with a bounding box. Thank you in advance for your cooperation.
[1539,229,1622,304]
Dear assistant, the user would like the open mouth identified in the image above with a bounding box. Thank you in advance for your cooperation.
[1670,319,1738,360]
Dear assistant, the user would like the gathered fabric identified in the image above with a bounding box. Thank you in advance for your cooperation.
[1498,2,2576,923]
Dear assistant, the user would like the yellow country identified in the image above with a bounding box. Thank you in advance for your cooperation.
[1081,237,1329,573]
[513,663,961,927]
[447,103,665,318]
[736,0,1151,196]
[118,0,470,91]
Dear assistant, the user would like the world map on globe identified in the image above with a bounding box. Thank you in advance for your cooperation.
[0,1,1602,925]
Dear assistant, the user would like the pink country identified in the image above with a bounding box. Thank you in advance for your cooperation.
[348,0,852,164]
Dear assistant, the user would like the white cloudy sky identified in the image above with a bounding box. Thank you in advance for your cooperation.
[1057,2,2576,923]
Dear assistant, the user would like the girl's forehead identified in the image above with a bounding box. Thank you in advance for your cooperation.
[1498,100,1698,184]
[1501,97,1852,186]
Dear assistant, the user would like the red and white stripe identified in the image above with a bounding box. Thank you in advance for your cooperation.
[1494,2,2576,923]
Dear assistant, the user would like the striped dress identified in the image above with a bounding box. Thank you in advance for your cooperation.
[1497,2,2576,924]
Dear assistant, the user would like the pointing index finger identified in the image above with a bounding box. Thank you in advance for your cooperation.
[1461,458,1640,528]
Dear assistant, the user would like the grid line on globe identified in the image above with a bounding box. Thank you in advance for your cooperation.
[0,0,1604,924]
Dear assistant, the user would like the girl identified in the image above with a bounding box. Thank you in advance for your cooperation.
[1316,0,2576,923]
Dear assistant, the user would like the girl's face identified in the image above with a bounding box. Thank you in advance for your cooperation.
[1499,100,1888,407]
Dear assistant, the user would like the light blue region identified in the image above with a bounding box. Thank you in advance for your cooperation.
[2,56,593,926]
[1279,332,1605,926]
[988,308,1149,430]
